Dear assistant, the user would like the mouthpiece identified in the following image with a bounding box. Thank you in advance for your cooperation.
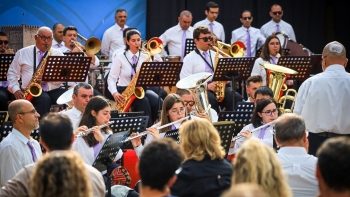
[45,44,48,50]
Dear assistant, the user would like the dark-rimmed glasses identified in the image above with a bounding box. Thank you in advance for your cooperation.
[198,36,213,42]
[18,109,37,115]
[272,11,283,15]
[242,17,252,21]
[37,34,53,41]
[262,108,278,116]
[184,101,195,107]
[0,40,9,45]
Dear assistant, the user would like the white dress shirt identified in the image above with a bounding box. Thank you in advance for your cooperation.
[231,26,266,57]
[0,129,42,186]
[260,19,296,42]
[7,45,64,93]
[294,64,350,134]
[276,147,319,197]
[194,18,225,42]
[180,49,221,79]
[228,123,274,155]
[52,39,65,49]
[101,24,129,60]
[59,106,82,130]
[251,56,280,86]
[72,131,112,165]
[159,23,194,57]
[107,50,149,94]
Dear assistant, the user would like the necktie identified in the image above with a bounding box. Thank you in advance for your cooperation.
[246,29,251,57]
[276,24,280,32]
[271,56,278,64]
[131,55,137,77]
[203,51,213,73]
[57,43,62,48]
[209,23,214,34]
[171,125,176,130]
[27,141,38,162]
[258,125,270,139]
[38,51,48,91]
[181,30,186,60]
[93,143,102,158]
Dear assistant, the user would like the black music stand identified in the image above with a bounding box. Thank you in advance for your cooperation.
[212,57,255,111]
[311,54,322,74]
[136,62,183,119]
[218,111,252,142]
[184,38,196,57]
[277,56,314,81]
[0,121,12,142]
[110,110,119,119]
[213,121,235,157]
[164,129,179,144]
[0,111,9,125]
[0,54,15,83]
[63,52,84,57]
[92,130,130,197]
[235,102,254,112]
[42,56,92,90]
[112,111,144,119]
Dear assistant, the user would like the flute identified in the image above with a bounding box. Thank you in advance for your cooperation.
[75,121,115,138]
[231,120,277,142]
[122,116,190,142]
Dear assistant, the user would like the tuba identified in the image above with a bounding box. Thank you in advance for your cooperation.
[23,45,51,101]
[114,48,149,112]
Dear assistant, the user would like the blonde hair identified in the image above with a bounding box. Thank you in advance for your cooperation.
[179,118,225,161]
[221,183,268,197]
[232,138,292,197]
[29,151,92,197]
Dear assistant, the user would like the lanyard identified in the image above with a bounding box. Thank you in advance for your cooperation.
[124,50,141,78]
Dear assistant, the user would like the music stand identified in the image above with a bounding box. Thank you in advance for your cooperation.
[92,130,130,197]
[63,52,84,57]
[311,54,322,74]
[110,110,119,119]
[0,111,9,125]
[112,111,144,119]
[42,56,92,89]
[0,54,15,82]
[218,111,252,142]
[235,102,254,112]
[277,56,314,81]
[213,121,235,157]
[212,57,255,110]
[136,62,183,119]
[0,121,12,142]
[164,129,179,144]
[184,38,196,57]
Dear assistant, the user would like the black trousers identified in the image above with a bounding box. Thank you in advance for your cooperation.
[308,132,350,156]
[208,86,243,113]
[31,88,67,118]
[0,87,13,111]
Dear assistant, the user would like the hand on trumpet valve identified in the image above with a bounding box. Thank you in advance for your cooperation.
[74,126,88,136]
[130,132,142,148]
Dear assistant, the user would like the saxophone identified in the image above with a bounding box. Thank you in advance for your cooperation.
[210,45,226,102]
[23,45,52,101]
[114,48,149,112]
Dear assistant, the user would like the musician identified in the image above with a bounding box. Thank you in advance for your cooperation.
[254,86,274,105]
[0,32,14,111]
[232,138,292,197]
[107,29,160,126]
[138,138,183,197]
[170,118,233,197]
[260,4,296,42]
[0,100,42,186]
[52,23,65,49]
[0,113,106,197]
[101,9,129,60]
[251,35,282,86]
[245,75,263,102]
[180,26,243,113]
[294,41,350,156]
[229,98,279,155]
[316,137,350,197]
[274,113,319,197]
[7,26,67,117]
[131,93,186,157]
[159,10,194,59]
[231,10,266,57]
[176,89,218,122]
[59,82,94,130]
[193,1,225,42]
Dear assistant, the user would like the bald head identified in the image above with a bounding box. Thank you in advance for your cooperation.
[37,26,52,35]
[179,10,192,18]
[178,10,193,30]
[8,100,32,123]
[322,41,348,70]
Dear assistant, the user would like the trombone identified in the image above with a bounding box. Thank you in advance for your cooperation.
[72,33,101,55]
[217,41,246,57]
[142,37,164,55]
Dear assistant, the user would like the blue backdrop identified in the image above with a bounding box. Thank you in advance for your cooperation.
[0,0,147,40]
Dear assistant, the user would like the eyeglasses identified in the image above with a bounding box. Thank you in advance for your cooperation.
[272,11,283,15]
[37,34,53,41]
[0,40,9,45]
[169,107,186,115]
[198,36,213,42]
[262,108,278,116]
[18,109,37,115]
[242,17,252,21]
[184,101,195,107]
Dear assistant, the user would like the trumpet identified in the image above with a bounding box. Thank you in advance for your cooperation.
[231,120,276,142]
[75,121,114,138]
[122,116,190,142]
